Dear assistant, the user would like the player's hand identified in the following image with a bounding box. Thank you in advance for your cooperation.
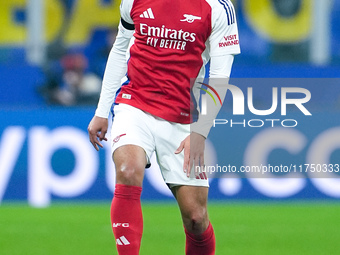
[175,132,205,177]
[87,116,108,151]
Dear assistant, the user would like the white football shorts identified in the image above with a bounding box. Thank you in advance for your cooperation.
[110,103,209,188]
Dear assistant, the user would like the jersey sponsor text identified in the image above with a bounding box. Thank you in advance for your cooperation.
[140,23,196,51]
[219,34,239,48]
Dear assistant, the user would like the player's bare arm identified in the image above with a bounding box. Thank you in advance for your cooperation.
[88,116,108,151]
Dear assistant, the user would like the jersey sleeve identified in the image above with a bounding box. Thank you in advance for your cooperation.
[209,0,241,57]
[94,24,134,118]
[94,0,135,118]
[120,0,135,27]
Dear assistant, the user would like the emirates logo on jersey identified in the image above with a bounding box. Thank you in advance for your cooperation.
[140,23,197,51]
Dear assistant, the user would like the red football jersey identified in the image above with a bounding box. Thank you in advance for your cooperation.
[114,0,240,123]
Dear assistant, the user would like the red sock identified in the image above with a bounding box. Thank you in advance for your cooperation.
[185,222,216,255]
[111,184,143,255]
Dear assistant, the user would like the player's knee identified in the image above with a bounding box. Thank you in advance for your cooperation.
[183,208,208,233]
[115,162,144,186]
[190,211,206,228]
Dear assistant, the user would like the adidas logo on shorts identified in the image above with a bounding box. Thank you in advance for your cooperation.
[195,172,208,180]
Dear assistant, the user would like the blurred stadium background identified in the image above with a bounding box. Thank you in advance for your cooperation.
[1,0,340,254]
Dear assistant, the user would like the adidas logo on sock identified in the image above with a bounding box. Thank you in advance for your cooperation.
[140,8,155,19]
[116,235,130,246]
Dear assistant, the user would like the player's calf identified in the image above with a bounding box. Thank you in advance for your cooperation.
[185,222,216,255]
[111,184,143,255]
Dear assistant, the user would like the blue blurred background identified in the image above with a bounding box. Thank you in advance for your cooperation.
[0,0,340,207]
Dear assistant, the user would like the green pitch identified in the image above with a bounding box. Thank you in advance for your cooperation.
[1,202,339,255]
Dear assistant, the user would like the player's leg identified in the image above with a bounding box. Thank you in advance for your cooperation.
[111,145,146,255]
[109,104,155,255]
[152,118,215,254]
[111,145,146,254]
[114,144,146,187]
[172,185,215,255]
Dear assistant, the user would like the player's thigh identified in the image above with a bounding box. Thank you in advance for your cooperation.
[111,104,155,186]
[172,185,209,219]
[113,144,147,186]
